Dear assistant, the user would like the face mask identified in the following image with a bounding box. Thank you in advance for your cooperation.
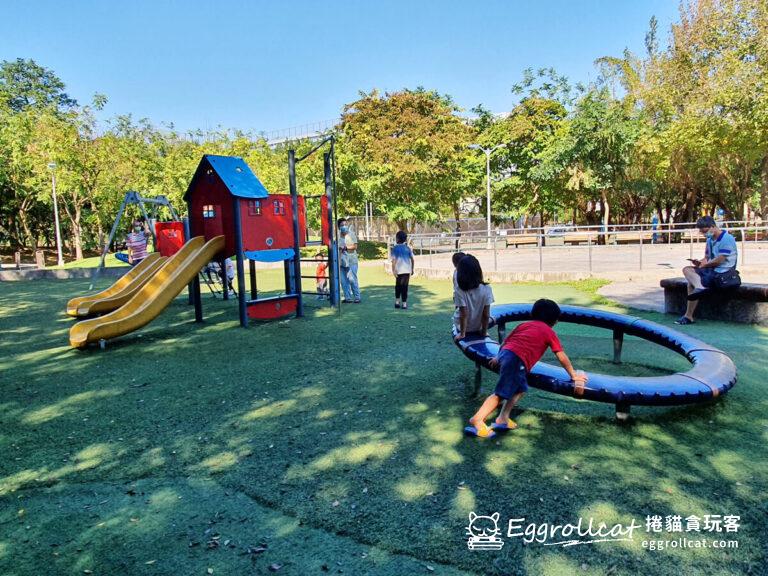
[340,226,349,234]
[134,226,141,232]
[705,231,713,239]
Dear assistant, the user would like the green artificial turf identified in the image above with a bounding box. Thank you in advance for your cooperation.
[0,268,766,575]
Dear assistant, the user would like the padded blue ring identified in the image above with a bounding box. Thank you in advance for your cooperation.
[453,304,737,407]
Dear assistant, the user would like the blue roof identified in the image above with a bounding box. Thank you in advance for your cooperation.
[184,155,270,200]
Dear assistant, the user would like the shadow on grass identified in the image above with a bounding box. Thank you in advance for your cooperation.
[0,271,766,575]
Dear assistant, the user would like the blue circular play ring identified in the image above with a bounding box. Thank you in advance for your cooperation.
[453,304,737,410]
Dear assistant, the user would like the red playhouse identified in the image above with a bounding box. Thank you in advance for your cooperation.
[184,153,338,326]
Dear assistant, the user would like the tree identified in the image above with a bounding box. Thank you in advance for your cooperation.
[484,96,570,222]
[484,69,583,225]
[567,88,643,229]
[0,108,46,247]
[338,89,475,230]
[0,60,78,252]
[639,0,768,220]
[31,97,106,260]
[0,58,77,113]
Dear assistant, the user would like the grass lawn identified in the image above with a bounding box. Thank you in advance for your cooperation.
[0,267,766,575]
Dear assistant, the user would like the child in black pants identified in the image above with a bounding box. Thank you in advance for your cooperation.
[391,230,415,309]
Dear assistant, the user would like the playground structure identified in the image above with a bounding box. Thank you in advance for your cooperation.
[453,303,737,420]
[67,147,339,348]
[184,142,339,326]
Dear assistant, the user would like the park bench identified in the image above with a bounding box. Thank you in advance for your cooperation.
[615,231,654,244]
[505,234,539,248]
[660,277,768,325]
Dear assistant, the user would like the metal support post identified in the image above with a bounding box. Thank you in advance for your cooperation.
[288,150,304,318]
[232,198,247,327]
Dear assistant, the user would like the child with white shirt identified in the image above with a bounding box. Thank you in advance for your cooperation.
[391,230,415,309]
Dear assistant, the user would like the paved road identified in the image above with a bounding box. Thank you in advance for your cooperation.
[414,242,768,281]
[412,242,768,312]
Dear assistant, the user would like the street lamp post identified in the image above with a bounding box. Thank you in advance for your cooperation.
[469,143,507,247]
[47,162,65,267]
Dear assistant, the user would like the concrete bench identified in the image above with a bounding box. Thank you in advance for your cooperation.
[660,277,768,325]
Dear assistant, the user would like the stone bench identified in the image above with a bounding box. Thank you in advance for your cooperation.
[660,277,768,325]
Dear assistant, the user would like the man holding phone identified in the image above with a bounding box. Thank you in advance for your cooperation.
[675,216,739,325]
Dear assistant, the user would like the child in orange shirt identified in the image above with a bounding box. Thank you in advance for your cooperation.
[315,253,329,299]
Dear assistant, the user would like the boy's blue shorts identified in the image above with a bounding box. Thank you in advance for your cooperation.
[494,349,529,399]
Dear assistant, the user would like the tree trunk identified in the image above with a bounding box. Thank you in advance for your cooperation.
[760,155,768,219]
[685,186,697,222]
[16,196,37,249]
[5,214,22,249]
[62,201,85,262]
[601,189,610,229]
[452,203,461,230]
[73,203,84,260]
[18,209,33,249]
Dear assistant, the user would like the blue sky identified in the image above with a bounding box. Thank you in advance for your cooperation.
[0,0,679,134]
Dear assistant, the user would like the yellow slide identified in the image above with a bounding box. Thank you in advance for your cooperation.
[69,236,225,349]
[66,253,167,317]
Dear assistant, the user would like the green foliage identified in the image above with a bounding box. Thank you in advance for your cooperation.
[338,89,477,229]
[0,58,77,113]
[489,95,570,218]
[2,1,768,259]
[1,271,766,574]
[356,239,388,260]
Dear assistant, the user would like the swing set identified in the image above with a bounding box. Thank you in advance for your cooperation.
[90,191,183,289]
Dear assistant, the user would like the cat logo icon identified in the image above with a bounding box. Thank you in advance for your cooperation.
[466,512,504,551]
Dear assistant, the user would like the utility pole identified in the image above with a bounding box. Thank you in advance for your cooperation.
[468,143,507,247]
[47,162,65,266]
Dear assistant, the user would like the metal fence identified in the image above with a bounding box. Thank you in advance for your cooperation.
[393,224,768,274]
[346,216,538,241]
[350,217,768,243]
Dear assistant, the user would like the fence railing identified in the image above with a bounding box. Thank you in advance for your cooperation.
[354,217,767,242]
[392,225,768,274]
[402,220,762,239]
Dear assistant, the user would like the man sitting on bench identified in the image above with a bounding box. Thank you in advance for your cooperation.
[675,216,739,325]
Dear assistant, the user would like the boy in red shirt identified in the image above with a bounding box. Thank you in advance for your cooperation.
[466,299,587,438]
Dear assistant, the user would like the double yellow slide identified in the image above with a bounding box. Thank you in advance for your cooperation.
[66,252,167,317]
[69,235,225,349]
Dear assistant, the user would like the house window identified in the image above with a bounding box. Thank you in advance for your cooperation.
[202,205,215,218]
[248,200,262,216]
[273,200,285,215]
